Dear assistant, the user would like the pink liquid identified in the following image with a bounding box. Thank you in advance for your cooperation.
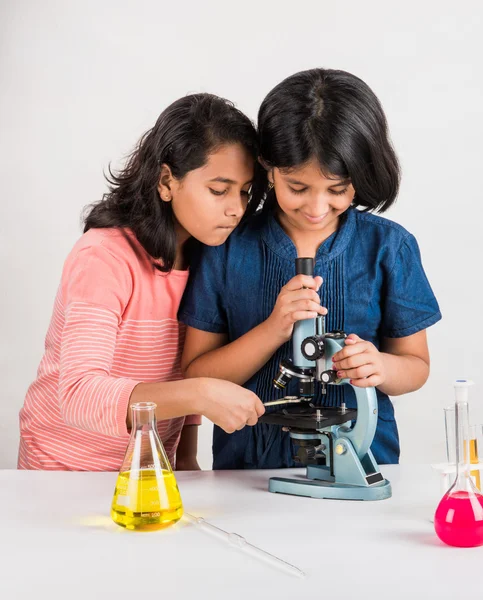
[434,491,483,547]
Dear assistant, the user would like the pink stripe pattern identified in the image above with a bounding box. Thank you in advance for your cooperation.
[19,228,198,471]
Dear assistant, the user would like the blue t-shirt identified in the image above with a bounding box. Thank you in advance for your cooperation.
[179,207,442,469]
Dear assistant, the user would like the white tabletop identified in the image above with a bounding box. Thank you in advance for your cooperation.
[1,465,481,599]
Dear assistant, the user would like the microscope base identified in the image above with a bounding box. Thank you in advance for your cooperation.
[268,475,392,501]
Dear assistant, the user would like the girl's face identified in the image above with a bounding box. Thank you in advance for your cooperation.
[271,158,355,236]
[159,143,254,246]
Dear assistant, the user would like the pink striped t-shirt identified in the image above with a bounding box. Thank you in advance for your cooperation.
[18,228,201,471]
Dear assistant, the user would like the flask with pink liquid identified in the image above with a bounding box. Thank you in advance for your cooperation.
[434,380,483,547]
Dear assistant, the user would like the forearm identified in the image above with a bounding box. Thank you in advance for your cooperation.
[377,353,430,396]
[185,320,283,385]
[127,379,206,428]
[175,424,199,470]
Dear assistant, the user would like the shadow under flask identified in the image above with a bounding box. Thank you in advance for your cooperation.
[434,380,483,547]
[111,402,184,530]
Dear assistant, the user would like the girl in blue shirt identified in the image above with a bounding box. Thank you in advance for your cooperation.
[179,68,441,469]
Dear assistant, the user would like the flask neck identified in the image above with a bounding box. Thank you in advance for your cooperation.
[131,402,157,430]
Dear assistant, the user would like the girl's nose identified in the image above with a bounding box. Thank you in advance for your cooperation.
[310,193,330,214]
[225,192,246,219]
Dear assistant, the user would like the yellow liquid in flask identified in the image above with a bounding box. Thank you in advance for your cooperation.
[111,469,183,530]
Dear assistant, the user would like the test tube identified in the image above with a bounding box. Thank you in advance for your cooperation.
[444,406,481,491]
[444,405,456,465]
[469,424,481,490]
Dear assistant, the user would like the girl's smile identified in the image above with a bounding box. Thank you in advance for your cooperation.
[301,210,329,224]
[270,158,355,255]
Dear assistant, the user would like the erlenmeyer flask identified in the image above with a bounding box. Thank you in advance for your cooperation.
[111,402,183,530]
[434,380,483,547]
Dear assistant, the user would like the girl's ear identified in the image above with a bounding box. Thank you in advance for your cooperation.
[158,164,175,203]
[258,157,274,184]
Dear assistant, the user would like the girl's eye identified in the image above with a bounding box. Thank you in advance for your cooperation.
[329,188,349,196]
[289,186,349,196]
[209,188,227,196]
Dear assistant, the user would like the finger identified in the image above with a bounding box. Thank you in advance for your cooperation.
[245,414,258,426]
[333,354,371,370]
[290,310,319,322]
[255,401,266,417]
[332,342,370,362]
[337,364,375,380]
[332,334,364,360]
[349,375,381,388]
[282,288,322,305]
[287,299,328,316]
[346,333,362,343]
[283,275,323,292]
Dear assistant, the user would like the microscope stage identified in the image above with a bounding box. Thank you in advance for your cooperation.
[260,404,357,430]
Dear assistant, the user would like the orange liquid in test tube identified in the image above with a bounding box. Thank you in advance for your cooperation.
[470,438,481,490]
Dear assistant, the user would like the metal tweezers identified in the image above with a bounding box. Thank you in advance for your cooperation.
[263,396,306,407]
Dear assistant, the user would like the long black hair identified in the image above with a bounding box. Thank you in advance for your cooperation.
[84,94,259,272]
[252,68,400,214]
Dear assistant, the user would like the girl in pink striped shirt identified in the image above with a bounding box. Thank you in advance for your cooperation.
[19,94,265,471]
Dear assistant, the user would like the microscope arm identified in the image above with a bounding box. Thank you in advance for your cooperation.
[321,337,378,459]
[337,384,378,459]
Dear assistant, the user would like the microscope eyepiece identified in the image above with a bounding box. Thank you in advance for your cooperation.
[295,257,314,276]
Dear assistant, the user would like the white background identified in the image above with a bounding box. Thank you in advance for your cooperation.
[1,0,482,470]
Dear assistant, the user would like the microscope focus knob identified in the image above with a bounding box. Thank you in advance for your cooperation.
[296,446,316,463]
[335,443,347,455]
[301,336,324,360]
[320,370,338,384]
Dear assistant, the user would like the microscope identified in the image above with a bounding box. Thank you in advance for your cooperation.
[259,257,392,501]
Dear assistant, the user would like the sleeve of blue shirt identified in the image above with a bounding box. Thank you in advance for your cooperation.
[381,233,442,338]
[178,244,228,334]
